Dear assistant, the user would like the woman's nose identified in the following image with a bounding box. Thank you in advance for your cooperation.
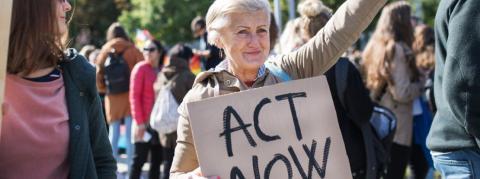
[248,33,261,47]
[64,1,72,12]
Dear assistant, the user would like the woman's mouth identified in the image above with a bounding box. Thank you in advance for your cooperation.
[244,50,261,55]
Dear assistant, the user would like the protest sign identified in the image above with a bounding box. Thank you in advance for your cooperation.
[187,76,352,179]
[0,0,13,136]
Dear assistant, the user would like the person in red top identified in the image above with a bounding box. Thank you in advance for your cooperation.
[129,39,166,179]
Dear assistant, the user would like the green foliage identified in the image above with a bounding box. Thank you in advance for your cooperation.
[71,0,439,48]
[119,0,213,46]
[418,0,440,26]
[69,0,124,48]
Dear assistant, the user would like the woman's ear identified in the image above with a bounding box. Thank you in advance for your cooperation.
[215,37,224,49]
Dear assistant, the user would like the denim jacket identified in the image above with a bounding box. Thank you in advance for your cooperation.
[60,49,116,179]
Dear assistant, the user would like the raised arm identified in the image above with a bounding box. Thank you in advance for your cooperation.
[276,0,386,79]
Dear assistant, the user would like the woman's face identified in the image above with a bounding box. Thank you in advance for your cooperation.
[217,10,270,72]
[56,0,72,35]
[143,41,161,66]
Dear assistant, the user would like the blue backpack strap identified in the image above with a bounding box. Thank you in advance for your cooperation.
[264,62,292,82]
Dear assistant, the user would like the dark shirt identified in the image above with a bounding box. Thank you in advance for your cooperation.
[202,33,223,70]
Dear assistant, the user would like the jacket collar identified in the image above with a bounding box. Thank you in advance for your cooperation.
[193,60,268,90]
[213,60,266,78]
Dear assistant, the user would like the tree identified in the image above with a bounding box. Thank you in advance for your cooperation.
[68,0,125,48]
[119,0,212,46]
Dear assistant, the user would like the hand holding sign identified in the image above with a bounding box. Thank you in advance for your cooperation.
[187,168,220,179]
[187,76,352,179]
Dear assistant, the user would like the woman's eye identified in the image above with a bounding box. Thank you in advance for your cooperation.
[236,30,250,38]
[257,29,268,34]
[238,30,249,34]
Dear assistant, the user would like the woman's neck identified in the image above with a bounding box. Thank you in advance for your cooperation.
[148,59,159,68]
[228,62,257,83]
[23,67,56,78]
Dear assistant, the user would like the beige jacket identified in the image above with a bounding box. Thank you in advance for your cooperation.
[377,43,424,146]
[170,0,387,177]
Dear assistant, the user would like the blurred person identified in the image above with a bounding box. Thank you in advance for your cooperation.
[79,44,96,63]
[413,25,436,112]
[0,0,116,178]
[152,44,196,179]
[427,0,480,178]
[88,49,101,66]
[409,25,436,179]
[361,2,425,179]
[191,16,223,71]
[275,17,303,54]
[169,0,387,178]
[96,22,144,173]
[129,40,166,179]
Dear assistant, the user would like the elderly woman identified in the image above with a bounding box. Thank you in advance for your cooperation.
[170,0,386,178]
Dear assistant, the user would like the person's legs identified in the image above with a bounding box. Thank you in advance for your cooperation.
[161,147,175,179]
[149,144,163,179]
[410,144,429,179]
[129,142,149,179]
[109,120,121,161]
[125,116,134,168]
[385,143,412,179]
[432,148,480,179]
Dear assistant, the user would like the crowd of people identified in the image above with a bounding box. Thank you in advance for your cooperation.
[2,0,479,179]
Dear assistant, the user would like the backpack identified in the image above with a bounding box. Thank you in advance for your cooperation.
[150,74,180,134]
[103,48,130,94]
[334,58,396,179]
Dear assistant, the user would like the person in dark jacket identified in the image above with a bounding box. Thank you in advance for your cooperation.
[152,44,196,179]
[325,59,374,179]
[0,0,116,178]
[191,16,224,71]
[427,0,480,178]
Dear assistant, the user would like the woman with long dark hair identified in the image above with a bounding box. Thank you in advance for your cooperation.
[0,0,116,178]
[129,39,166,179]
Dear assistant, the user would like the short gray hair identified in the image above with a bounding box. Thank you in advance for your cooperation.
[206,0,271,46]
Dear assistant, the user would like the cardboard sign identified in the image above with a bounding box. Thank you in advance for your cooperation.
[0,0,14,136]
[187,76,352,179]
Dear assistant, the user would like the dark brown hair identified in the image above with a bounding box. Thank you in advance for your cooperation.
[191,16,206,32]
[269,12,279,51]
[413,25,435,71]
[106,22,129,42]
[298,0,332,38]
[8,0,65,75]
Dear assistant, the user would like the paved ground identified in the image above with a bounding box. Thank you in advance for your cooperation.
[115,154,150,179]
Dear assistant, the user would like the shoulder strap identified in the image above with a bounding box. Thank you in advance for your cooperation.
[161,73,180,89]
[334,58,349,109]
[265,62,292,82]
[335,58,379,179]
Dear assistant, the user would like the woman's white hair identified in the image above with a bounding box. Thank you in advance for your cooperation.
[206,0,271,46]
